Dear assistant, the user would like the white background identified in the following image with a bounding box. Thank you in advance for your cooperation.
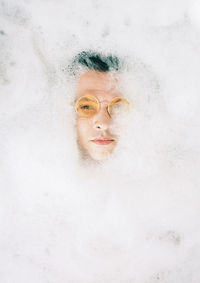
[0,0,200,282]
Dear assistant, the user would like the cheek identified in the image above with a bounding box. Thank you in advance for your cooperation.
[76,118,92,142]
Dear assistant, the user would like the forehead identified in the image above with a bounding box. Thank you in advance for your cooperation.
[76,70,120,100]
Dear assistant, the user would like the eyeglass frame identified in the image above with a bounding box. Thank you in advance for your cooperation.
[74,95,130,118]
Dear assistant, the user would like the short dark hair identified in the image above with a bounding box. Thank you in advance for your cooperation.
[69,50,121,75]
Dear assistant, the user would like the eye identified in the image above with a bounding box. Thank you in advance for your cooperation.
[111,104,124,115]
[109,97,130,116]
[81,105,90,110]
[76,95,99,118]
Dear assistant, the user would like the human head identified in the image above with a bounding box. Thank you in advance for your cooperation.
[70,51,128,161]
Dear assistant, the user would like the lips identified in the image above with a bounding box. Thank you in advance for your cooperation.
[91,137,115,145]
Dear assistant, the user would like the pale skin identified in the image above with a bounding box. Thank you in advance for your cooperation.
[75,70,122,161]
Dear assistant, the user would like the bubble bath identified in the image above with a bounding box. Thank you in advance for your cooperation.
[0,0,200,282]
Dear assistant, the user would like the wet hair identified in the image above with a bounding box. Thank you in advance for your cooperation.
[70,51,121,75]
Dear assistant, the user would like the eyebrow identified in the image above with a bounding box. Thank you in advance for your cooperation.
[77,88,122,97]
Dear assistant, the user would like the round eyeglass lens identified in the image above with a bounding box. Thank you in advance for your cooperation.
[108,97,130,116]
[76,95,99,118]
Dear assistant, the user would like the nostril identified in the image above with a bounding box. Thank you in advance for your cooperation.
[95,124,102,130]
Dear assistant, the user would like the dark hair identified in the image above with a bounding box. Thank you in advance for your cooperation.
[69,51,121,75]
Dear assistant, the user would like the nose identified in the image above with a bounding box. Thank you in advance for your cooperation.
[92,105,111,131]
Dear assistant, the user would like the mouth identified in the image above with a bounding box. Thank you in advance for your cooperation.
[90,137,115,145]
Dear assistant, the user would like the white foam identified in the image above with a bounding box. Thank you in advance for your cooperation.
[1,0,200,282]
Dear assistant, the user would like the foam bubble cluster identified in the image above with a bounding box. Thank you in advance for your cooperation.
[1,0,200,282]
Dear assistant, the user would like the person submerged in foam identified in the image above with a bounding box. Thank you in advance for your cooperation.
[70,51,130,161]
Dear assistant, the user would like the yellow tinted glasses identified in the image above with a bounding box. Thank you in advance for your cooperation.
[75,95,130,118]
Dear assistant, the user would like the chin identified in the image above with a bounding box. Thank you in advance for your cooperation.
[89,147,116,161]
[77,139,117,162]
[90,152,111,161]
[86,141,117,161]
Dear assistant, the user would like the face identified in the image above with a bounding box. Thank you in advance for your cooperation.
[75,70,123,161]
